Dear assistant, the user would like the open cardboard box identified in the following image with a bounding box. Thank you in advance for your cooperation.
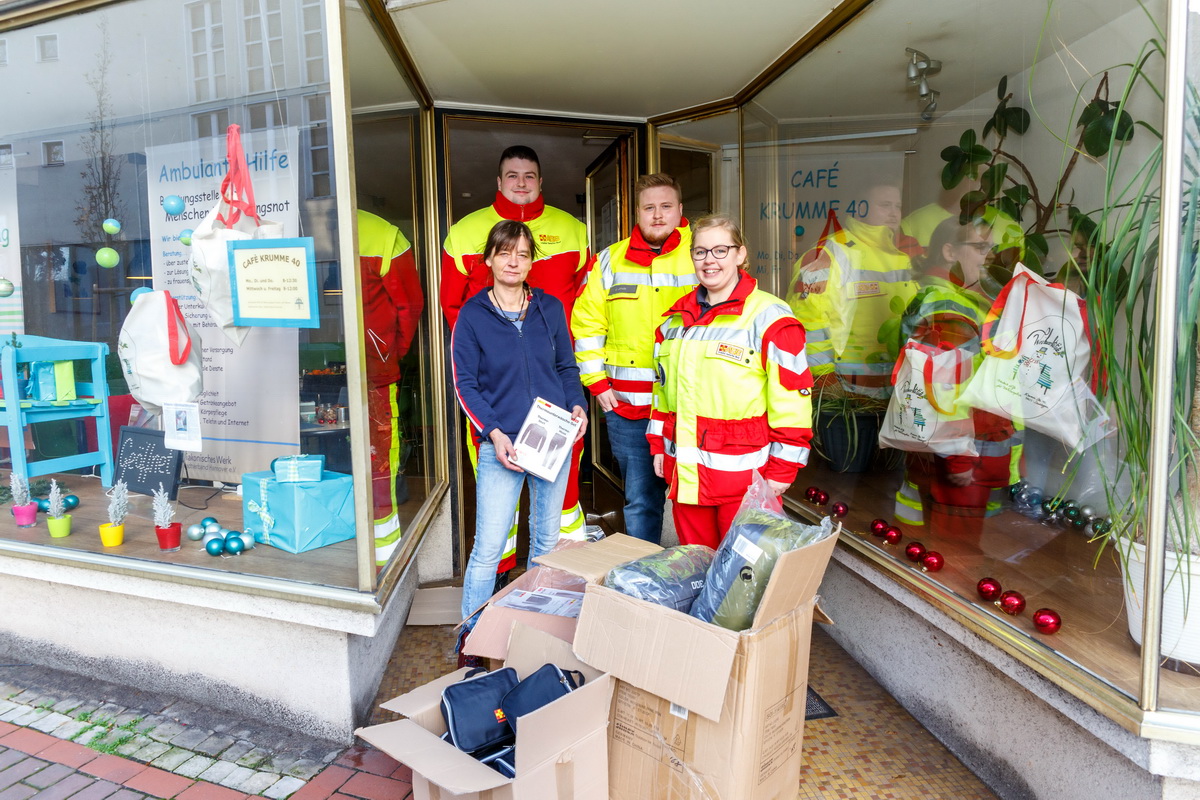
[356,624,613,800]
[534,528,839,800]
[462,536,660,662]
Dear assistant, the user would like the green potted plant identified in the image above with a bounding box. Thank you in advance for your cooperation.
[9,472,36,528]
[100,479,128,547]
[45,478,71,539]
[152,482,181,552]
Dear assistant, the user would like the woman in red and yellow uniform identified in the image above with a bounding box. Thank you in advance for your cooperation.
[649,215,815,548]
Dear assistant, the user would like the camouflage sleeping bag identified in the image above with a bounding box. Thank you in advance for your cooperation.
[605,544,716,613]
[690,511,833,631]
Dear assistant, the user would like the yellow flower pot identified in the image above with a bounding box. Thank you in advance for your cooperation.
[99,522,125,547]
[47,514,72,538]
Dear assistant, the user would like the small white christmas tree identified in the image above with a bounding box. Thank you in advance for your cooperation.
[47,479,65,519]
[107,480,129,526]
[9,472,29,507]
[151,482,175,528]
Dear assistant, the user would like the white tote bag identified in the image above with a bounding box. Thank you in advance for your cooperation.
[879,339,977,457]
[958,264,1111,450]
[188,124,282,346]
[117,290,204,416]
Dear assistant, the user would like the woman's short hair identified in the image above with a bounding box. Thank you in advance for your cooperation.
[483,219,538,263]
[691,213,745,249]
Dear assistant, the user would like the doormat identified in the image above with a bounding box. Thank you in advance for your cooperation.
[805,686,837,720]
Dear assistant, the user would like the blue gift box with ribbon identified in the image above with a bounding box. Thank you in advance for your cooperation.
[271,454,325,483]
[242,470,355,553]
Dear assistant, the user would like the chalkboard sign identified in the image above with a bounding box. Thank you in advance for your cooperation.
[114,426,183,499]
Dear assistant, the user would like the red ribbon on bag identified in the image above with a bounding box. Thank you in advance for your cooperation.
[164,291,192,366]
[216,124,260,229]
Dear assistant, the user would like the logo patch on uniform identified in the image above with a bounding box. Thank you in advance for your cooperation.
[853,281,882,298]
[608,284,638,296]
[713,342,746,362]
[494,709,507,723]
[539,234,561,245]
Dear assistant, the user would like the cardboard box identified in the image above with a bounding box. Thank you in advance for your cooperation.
[356,624,614,800]
[463,536,660,662]
[536,531,838,800]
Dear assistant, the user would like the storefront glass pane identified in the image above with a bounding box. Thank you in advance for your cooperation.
[1155,1,1200,712]
[747,0,1177,710]
[345,2,432,573]
[0,0,361,589]
[658,110,740,225]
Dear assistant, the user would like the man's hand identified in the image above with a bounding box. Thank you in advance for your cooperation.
[765,479,791,497]
[595,389,618,413]
[653,453,665,479]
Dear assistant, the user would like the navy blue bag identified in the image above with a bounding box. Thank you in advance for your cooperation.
[439,666,519,754]
[500,663,585,734]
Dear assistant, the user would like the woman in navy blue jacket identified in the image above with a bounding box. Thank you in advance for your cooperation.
[452,220,588,632]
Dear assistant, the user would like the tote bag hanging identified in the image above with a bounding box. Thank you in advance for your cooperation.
[188,124,283,346]
[878,339,977,457]
[957,264,1110,450]
[117,290,204,416]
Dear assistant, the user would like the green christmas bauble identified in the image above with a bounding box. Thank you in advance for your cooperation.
[102,218,122,235]
[0,278,15,298]
[96,247,120,269]
[179,228,194,246]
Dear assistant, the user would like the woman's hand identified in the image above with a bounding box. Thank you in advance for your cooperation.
[766,478,791,497]
[570,405,589,442]
[489,430,524,472]
[653,453,665,479]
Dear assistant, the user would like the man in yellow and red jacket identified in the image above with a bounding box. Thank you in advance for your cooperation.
[358,209,424,567]
[572,174,695,543]
[440,146,590,572]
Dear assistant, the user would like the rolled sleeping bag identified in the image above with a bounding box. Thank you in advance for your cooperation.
[690,510,833,632]
[605,544,716,613]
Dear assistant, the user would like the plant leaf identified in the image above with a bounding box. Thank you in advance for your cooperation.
[940,145,962,163]
[968,144,993,165]
[998,75,1008,100]
[1002,184,1032,206]
[1114,109,1135,141]
[959,129,977,151]
[997,197,1021,221]
[1078,99,1105,129]
[980,163,1009,199]
[942,157,967,190]
[960,191,989,220]
[982,118,995,141]
[1026,233,1049,262]
[1005,107,1031,135]
[1082,117,1114,157]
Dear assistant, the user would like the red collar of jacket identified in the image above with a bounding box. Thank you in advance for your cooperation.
[669,270,756,323]
[491,191,546,222]
[625,219,690,266]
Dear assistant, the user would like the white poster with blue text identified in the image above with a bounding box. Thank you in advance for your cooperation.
[0,166,25,334]
[145,128,301,483]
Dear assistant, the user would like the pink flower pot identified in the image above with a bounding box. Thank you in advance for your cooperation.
[11,502,37,527]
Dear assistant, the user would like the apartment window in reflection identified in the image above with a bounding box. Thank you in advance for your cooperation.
[247,99,288,131]
[193,109,231,140]
[244,0,284,94]
[42,141,63,167]
[186,0,226,103]
[300,0,326,84]
[34,34,57,62]
[304,95,331,197]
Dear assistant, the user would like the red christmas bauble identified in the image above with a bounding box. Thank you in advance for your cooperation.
[997,590,1026,616]
[805,486,819,501]
[904,542,926,562]
[815,490,829,506]
[870,518,888,535]
[882,526,902,545]
[1032,608,1062,634]
[977,577,1003,602]
[920,551,944,572]
[831,501,848,518]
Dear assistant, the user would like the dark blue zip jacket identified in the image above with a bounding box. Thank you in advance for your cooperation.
[452,287,586,443]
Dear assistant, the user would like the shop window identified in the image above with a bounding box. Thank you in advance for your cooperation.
[41,141,63,166]
[0,145,12,170]
[186,0,226,103]
[243,0,284,94]
[247,99,288,131]
[0,39,8,67]
[303,95,330,198]
[192,109,230,140]
[300,0,326,85]
[34,34,56,63]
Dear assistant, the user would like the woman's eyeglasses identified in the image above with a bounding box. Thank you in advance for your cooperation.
[956,241,993,254]
[691,244,738,261]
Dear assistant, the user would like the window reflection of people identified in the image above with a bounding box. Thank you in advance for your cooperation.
[788,184,919,399]
[649,215,813,548]
[892,218,1022,537]
[357,209,424,567]
[441,146,591,575]
[452,221,587,652]
[901,179,1024,267]
[573,174,695,544]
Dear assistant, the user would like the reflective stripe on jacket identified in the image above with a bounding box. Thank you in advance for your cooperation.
[649,273,814,505]
[358,210,424,388]
[571,224,695,419]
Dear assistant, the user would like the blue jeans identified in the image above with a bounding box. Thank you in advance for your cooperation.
[461,441,571,628]
[605,411,667,544]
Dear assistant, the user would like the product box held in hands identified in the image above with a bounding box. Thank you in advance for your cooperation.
[534,531,838,800]
[356,623,613,800]
[511,397,581,480]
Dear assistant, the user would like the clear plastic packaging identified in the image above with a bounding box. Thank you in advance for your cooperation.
[605,544,716,613]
